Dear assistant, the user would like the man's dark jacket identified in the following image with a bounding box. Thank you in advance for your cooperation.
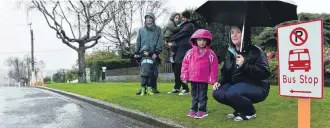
[169,21,195,63]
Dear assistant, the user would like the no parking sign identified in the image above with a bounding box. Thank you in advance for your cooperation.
[289,27,309,46]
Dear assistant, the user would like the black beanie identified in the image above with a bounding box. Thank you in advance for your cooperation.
[181,10,191,19]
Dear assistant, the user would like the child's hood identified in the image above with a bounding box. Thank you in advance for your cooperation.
[169,12,180,22]
[190,29,213,48]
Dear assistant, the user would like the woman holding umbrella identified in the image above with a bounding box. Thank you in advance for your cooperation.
[194,0,298,121]
[212,25,271,121]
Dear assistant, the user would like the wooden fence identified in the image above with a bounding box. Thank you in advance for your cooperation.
[106,63,173,76]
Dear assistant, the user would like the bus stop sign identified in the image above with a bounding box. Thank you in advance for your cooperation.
[277,19,324,99]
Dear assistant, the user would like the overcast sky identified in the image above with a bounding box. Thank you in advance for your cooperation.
[0,0,329,80]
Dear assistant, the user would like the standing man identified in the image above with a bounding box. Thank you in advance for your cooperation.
[135,12,163,95]
[167,10,195,95]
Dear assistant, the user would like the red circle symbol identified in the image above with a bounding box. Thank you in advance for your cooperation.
[290,27,308,46]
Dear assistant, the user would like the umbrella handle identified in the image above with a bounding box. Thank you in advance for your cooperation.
[240,19,245,53]
[240,1,248,53]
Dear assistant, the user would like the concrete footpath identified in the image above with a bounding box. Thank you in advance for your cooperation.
[35,87,187,128]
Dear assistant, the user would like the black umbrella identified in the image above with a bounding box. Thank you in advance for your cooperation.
[195,0,298,52]
[195,0,298,27]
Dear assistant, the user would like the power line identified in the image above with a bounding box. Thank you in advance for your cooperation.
[0,49,73,54]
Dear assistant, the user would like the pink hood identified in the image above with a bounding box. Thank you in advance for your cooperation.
[190,29,213,49]
[181,29,219,84]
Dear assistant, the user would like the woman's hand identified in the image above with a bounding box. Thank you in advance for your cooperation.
[236,54,245,66]
[213,82,220,90]
[168,42,173,47]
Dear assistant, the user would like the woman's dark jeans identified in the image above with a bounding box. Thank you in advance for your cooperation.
[213,82,269,115]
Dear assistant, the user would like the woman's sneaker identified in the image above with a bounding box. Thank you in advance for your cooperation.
[227,111,239,119]
[234,114,256,121]
[194,111,208,119]
[187,111,196,117]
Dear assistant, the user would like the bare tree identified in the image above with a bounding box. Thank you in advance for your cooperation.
[22,55,32,86]
[29,1,116,83]
[5,57,29,86]
[138,1,168,27]
[102,1,168,58]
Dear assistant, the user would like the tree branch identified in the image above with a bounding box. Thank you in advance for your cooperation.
[68,1,80,13]
[58,2,76,39]
[85,40,99,49]
[80,1,90,40]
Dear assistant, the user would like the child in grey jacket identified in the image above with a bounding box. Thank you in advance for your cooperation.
[164,12,181,63]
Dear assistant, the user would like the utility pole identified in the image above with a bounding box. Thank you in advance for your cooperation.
[29,23,36,85]
[26,58,31,86]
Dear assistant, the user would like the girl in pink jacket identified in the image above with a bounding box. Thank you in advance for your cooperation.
[181,29,219,119]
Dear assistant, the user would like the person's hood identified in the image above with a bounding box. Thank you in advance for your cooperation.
[169,12,180,22]
[145,12,156,22]
[190,29,213,48]
[144,12,156,30]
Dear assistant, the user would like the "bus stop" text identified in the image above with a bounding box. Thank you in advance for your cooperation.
[282,75,319,86]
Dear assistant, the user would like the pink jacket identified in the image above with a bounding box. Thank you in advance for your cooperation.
[181,29,219,84]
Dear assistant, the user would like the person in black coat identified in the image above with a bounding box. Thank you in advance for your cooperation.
[212,25,271,121]
[167,10,195,95]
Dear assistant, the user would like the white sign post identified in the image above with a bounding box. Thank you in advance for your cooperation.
[102,67,106,82]
[86,68,91,83]
[277,18,324,128]
[277,19,324,99]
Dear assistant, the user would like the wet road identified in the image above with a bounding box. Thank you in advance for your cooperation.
[0,87,157,128]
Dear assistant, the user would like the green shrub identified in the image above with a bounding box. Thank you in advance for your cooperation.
[269,59,278,80]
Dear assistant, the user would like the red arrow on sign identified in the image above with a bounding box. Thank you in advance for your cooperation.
[290,89,312,93]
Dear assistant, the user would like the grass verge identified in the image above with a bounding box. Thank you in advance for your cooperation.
[46,82,330,128]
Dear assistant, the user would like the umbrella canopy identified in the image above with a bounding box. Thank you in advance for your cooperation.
[195,0,298,27]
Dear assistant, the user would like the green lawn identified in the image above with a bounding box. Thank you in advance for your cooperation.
[46,82,330,128]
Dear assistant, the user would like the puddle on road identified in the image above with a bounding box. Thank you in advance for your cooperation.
[42,103,83,128]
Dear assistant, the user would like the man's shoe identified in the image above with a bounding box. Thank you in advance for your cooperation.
[152,88,160,93]
[168,89,180,94]
[179,89,189,95]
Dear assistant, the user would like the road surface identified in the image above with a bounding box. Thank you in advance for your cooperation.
[0,87,157,128]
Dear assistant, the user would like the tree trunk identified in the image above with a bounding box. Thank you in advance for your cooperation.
[77,44,87,83]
